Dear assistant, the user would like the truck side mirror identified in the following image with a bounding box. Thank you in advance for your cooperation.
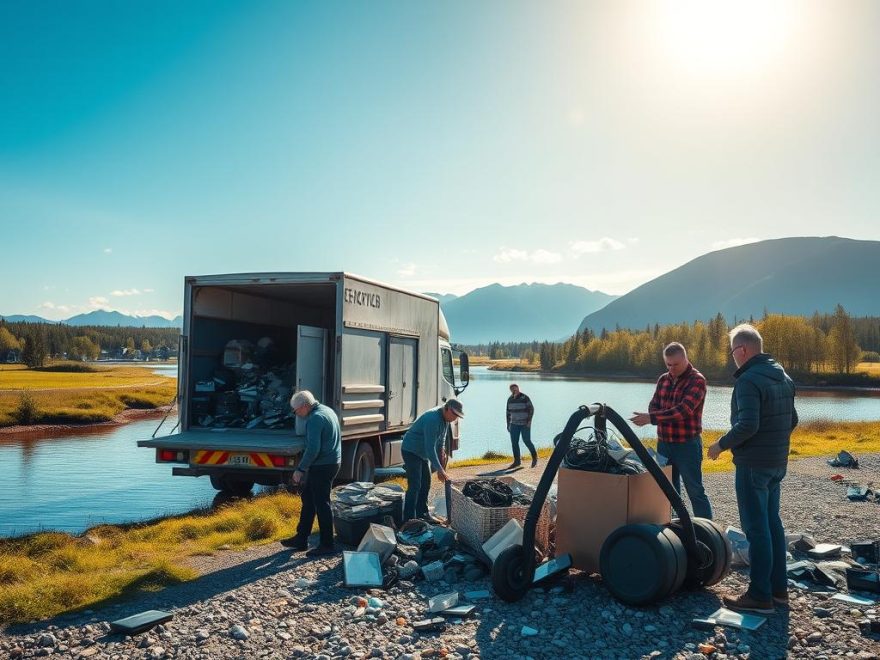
[457,352,470,393]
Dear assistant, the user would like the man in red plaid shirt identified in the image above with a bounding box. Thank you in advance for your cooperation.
[631,342,713,519]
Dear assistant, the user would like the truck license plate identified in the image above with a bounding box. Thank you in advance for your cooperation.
[227,453,252,466]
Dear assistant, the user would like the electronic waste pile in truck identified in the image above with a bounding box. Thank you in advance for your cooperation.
[139,272,469,495]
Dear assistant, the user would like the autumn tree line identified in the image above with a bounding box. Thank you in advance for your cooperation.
[0,320,180,368]
[464,307,880,383]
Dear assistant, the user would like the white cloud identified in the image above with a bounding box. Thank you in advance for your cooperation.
[103,247,112,254]
[493,247,562,264]
[493,248,529,263]
[110,288,142,297]
[531,249,563,264]
[569,237,626,256]
[397,262,416,277]
[88,296,110,309]
[143,288,155,293]
[711,237,760,250]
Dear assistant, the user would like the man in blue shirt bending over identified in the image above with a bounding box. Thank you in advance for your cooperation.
[401,399,464,523]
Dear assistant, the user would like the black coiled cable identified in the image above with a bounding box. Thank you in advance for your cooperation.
[462,479,532,508]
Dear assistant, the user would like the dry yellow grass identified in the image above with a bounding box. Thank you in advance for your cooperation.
[0,492,301,623]
[0,364,176,426]
[0,476,408,624]
[855,361,880,377]
[0,363,170,390]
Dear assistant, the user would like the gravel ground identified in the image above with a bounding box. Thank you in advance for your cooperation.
[2,454,879,660]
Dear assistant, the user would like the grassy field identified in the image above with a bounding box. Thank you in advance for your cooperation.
[0,363,176,427]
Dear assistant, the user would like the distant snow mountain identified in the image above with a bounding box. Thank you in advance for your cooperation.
[422,292,460,305]
[440,283,616,344]
[1,310,182,328]
[0,314,52,324]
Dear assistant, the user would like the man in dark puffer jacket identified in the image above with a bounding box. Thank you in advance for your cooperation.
[708,324,798,614]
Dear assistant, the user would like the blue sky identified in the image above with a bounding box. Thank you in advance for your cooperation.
[2,1,879,320]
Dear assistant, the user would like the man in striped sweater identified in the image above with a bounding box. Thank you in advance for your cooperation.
[506,383,537,469]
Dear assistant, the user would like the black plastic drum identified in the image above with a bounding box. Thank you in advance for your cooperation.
[599,523,687,605]
[669,517,732,588]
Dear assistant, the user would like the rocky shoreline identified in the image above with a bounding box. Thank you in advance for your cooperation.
[2,455,880,659]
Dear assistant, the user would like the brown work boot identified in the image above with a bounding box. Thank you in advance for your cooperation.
[722,592,775,614]
[505,461,522,470]
[772,591,789,605]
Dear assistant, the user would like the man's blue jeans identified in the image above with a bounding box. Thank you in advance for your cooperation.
[402,450,431,522]
[735,464,788,601]
[657,436,713,520]
[509,424,537,464]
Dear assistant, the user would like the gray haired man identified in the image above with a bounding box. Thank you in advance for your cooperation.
[280,390,342,557]
[708,324,798,614]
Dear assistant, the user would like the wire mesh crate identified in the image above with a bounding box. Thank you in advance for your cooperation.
[448,475,552,561]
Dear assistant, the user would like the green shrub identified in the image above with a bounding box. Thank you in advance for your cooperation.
[861,351,880,363]
[243,513,277,541]
[35,362,97,373]
[14,392,39,425]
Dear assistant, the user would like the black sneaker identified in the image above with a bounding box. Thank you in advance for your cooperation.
[530,456,538,468]
[279,535,308,551]
[305,544,339,558]
[505,461,522,470]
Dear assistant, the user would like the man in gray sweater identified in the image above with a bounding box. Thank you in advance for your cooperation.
[280,390,342,556]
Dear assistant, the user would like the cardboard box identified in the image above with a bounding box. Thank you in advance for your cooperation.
[555,466,672,574]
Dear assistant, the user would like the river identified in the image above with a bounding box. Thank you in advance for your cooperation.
[0,366,877,537]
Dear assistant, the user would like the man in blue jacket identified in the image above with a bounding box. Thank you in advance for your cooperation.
[708,324,798,614]
[280,390,342,557]
[401,399,464,523]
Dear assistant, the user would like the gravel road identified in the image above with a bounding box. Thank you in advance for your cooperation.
[2,455,879,660]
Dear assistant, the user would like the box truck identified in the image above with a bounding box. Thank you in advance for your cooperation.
[138,272,469,494]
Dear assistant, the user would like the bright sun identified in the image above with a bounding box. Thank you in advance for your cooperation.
[650,0,798,79]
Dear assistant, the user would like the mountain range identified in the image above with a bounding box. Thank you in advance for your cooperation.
[578,236,880,333]
[1,310,183,328]
[436,283,616,344]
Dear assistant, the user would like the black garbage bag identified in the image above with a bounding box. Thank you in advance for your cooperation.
[828,450,859,469]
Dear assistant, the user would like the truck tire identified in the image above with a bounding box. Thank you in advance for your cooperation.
[210,474,255,496]
[353,442,376,483]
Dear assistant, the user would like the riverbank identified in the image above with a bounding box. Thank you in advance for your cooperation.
[0,363,177,430]
[485,360,880,390]
[0,405,173,440]
[2,455,878,659]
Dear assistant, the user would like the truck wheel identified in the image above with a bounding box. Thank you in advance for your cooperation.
[353,442,376,483]
[210,474,255,496]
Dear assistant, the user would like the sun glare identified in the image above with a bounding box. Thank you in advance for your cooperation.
[651,0,798,79]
